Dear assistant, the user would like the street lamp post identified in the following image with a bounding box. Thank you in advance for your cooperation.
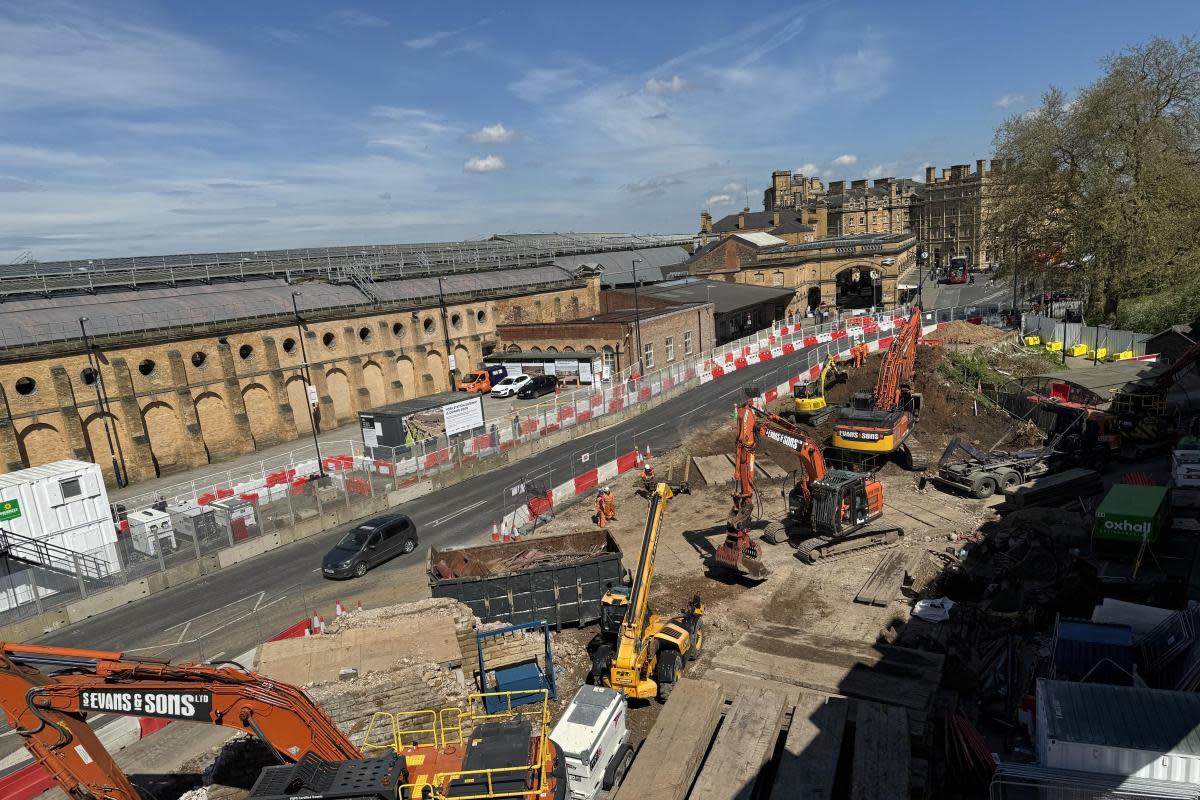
[78,317,125,487]
[436,277,457,389]
[291,292,326,478]
[917,248,928,308]
[630,258,644,374]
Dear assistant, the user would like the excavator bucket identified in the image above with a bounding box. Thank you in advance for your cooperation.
[714,531,770,580]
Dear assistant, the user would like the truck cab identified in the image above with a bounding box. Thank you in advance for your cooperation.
[457,364,507,394]
[550,685,633,799]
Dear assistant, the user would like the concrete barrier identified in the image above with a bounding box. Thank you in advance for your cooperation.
[217,533,282,569]
[65,579,151,625]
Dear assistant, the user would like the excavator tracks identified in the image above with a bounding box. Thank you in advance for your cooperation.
[794,526,905,564]
[901,436,929,472]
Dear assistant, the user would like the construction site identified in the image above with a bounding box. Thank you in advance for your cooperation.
[4,312,1200,800]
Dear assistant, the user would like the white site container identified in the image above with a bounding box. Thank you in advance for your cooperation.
[126,508,176,556]
[0,460,117,566]
[1037,678,1200,785]
[0,460,119,613]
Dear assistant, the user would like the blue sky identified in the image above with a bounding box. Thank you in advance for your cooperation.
[2,0,1197,261]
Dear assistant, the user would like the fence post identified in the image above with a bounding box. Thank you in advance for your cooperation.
[73,553,88,600]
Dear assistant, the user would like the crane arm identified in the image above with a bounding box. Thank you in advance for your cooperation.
[1150,339,1200,393]
[1,642,360,800]
[615,484,673,664]
[873,308,921,411]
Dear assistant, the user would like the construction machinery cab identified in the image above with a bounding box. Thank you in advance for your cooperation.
[599,585,630,639]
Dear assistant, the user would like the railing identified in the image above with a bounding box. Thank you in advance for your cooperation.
[0,528,113,582]
[0,302,1017,626]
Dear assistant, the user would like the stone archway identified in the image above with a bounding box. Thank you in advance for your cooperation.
[241,383,279,449]
[17,422,70,469]
[453,345,471,382]
[193,392,234,461]
[141,400,185,476]
[285,376,314,436]
[807,286,822,311]
[325,368,353,424]
[834,265,877,310]
[395,356,416,399]
[82,411,135,483]
[426,351,445,392]
[362,361,387,407]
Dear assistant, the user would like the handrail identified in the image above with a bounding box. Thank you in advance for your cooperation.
[0,527,112,582]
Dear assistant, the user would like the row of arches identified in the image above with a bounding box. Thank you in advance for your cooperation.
[12,348,467,483]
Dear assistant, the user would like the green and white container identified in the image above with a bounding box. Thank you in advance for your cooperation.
[1093,484,1169,543]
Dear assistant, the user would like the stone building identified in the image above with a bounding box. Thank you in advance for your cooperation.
[496,299,715,376]
[687,232,916,316]
[922,160,997,269]
[824,178,923,237]
[698,207,827,246]
[764,170,825,211]
[0,235,688,486]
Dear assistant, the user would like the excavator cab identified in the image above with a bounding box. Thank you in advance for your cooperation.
[599,585,630,639]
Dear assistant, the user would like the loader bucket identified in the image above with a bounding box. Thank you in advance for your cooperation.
[714,533,770,581]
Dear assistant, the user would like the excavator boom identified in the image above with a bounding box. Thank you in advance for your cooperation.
[0,642,359,800]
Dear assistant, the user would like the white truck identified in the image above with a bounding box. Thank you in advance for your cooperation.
[549,685,633,799]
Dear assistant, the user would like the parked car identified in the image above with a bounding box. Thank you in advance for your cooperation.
[517,374,558,399]
[322,514,418,579]
[490,374,532,398]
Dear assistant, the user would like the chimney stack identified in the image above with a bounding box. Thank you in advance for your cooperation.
[738,208,748,230]
[700,211,712,234]
[829,180,845,194]
[851,179,868,190]
[925,166,936,183]
[976,159,986,177]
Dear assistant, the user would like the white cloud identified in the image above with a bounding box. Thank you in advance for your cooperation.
[995,93,1025,108]
[509,68,581,103]
[0,5,236,110]
[706,194,734,206]
[468,123,516,144]
[262,27,304,45]
[832,154,857,166]
[625,175,685,197]
[366,107,457,158]
[644,75,688,95]
[0,144,107,167]
[463,155,505,173]
[405,30,452,49]
[797,163,819,174]
[329,9,388,28]
[864,164,886,179]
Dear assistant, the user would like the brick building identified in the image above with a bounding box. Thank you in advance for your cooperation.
[0,234,690,486]
[698,207,827,247]
[496,301,714,377]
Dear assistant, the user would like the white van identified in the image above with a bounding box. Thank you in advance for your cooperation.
[549,685,633,799]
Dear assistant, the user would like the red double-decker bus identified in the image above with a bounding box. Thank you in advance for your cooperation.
[943,256,969,284]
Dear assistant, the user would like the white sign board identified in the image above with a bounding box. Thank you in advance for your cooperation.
[442,395,484,437]
[543,361,557,375]
[306,383,319,408]
[554,359,575,374]
[503,362,524,376]
[579,360,593,383]
[360,415,382,448]
[448,353,457,372]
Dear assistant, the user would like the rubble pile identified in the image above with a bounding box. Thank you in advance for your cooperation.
[936,320,1011,345]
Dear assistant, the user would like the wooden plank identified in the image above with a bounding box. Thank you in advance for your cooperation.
[854,551,906,607]
[755,457,789,480]
[691,686,787,800]
[850,701,910,800]
[691,455,734,487]
[771,693,847,800]
[882,501,939,530]
[614,678,725,800]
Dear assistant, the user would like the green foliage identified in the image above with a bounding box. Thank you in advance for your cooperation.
[938,345,1063,390]
[987,37,1200,331]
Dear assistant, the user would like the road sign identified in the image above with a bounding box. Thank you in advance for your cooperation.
[0,499,20,521]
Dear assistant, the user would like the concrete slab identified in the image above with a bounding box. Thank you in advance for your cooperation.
[755,457,789,480]
[691,455,733,486]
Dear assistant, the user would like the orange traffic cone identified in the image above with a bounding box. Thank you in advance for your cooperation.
[356,600,364,612]
[492,520,501,542]
[644,444,652,460]
[335,600,345,618]
[318,615,326,635]
[303,626,311,637]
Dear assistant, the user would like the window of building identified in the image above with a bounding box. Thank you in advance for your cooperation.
[602,347,616,376]
[665,337,674,362]
[773,271,785,287]
[754,272,765,284]
[684,331,693,355]
[643,343,654,370]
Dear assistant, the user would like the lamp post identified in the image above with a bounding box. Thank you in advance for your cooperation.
[630,258,644,374]
[436,276,457,389]
[917,248,927,309]
[78,317,125,487]
[291,292,326,478]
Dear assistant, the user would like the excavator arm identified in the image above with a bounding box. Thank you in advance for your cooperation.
[872,308,921,412]
[0,642,360,800]
[729,399,829,530]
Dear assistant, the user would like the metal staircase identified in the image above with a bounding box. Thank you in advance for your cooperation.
[335,257,384,303]
[0,528,114,583]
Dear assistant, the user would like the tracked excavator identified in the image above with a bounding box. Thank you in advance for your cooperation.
[792,354,848,426]
[591,483,703,703]
[716,398,904,577]
[830,307,929,470]
[0,641,360,800]
[1,641,566,800]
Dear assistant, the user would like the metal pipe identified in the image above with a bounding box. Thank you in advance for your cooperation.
[79,317,125,487]
[291,293,326,478]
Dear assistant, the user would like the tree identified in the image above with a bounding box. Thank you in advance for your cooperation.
[986,37,1200,331]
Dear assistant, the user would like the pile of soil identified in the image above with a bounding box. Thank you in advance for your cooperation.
[935,320,1012,345]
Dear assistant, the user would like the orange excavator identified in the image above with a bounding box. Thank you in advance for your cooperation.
[0,641,361,800]
[1,641,566,800]
[716,398,903,577]
[831,307,928,470]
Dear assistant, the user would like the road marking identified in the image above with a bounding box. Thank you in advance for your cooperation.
[429,499,487,527]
